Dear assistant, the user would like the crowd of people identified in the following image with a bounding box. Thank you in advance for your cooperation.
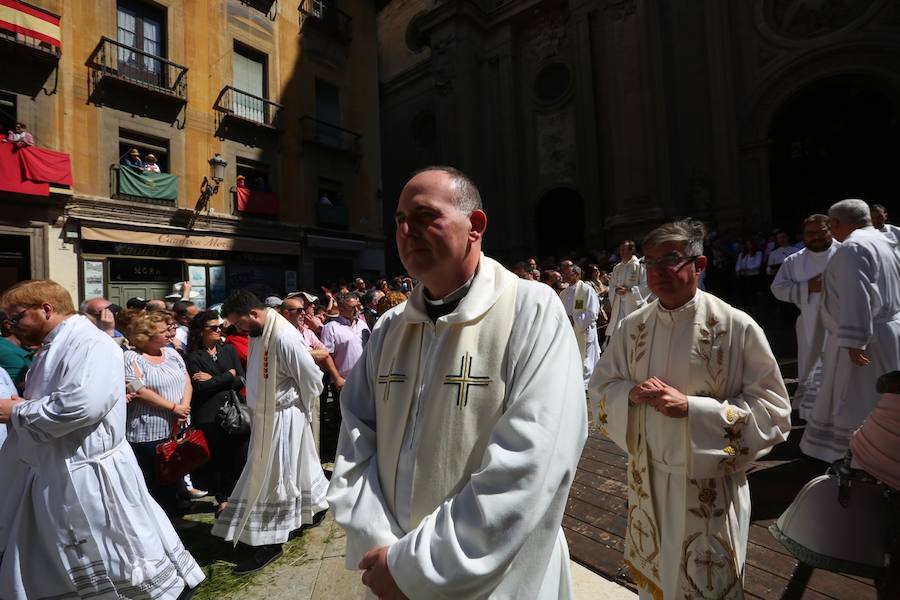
[0,164,897,600]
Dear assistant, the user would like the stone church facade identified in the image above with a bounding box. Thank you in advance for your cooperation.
[376,0,900,264]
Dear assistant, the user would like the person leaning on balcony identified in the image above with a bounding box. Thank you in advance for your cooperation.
[144,153,161,173]
[122,148,144,170]
[2,122,34,147]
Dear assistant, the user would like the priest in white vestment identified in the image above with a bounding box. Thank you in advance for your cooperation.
[606,240,652,340]
[213,291,329,575]
[327,167,588,599]
[872,203,900,243]
[800,199,900,463]
[770,214,840,419]
[560,264,602,388]
[0,280,204,600]
[590,220,791,600]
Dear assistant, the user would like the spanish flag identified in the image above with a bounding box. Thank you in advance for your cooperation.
[0,0,61,49]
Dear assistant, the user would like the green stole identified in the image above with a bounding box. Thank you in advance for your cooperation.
[374,259,518,531]
[623,292,743,600]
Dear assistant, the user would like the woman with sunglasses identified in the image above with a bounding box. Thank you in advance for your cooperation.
[184,310,249,518]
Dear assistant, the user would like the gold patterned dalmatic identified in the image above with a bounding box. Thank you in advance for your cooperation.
[592,291,792,600]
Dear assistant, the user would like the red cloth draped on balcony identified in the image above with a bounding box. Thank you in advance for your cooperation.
[0,0,62,48]
[236,186,278,215]
[0,134,72,196]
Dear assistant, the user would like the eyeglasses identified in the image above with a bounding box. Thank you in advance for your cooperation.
[204,324,223,331]
[8,306,37,324]
[87,304,111,317]
[283,307,303,313]
[640,255,700,270]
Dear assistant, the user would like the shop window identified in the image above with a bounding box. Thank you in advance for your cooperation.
[236,157,271,192]
[118,129,170,172]
[0,92,16,136]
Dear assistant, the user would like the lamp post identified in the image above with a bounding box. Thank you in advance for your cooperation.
[197,154,228,218]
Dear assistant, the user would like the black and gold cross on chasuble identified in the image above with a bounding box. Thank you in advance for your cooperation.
[443,352,492,409]
[376,359,407,403]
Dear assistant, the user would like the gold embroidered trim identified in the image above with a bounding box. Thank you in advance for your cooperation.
[625,559,663,600]
[695,316,727,399]
[720,411,750,474]
[629,322,649,369]
[680,479,741,599]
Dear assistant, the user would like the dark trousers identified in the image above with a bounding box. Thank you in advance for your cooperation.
[193,423,250,504]
[130,439,178,516]
[320,385,343,462]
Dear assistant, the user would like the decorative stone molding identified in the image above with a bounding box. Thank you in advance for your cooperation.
[536,108,576,180]
[431,34,457,95]
[527,10,568,61]
[605,0,636,22]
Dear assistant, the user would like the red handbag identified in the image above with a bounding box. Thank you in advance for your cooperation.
[155,422,211,485]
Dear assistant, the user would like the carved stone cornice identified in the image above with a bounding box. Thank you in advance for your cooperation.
[605,0,636,22]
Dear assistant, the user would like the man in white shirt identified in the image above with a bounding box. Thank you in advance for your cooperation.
[871,203,900,243]
[766,230,799,277]
[173,300,198,353]
[771,214,840,419]
[327,166,587,599]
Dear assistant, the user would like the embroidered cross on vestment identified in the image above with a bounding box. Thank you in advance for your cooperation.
[376,360,407,403]
[443,352,491,409]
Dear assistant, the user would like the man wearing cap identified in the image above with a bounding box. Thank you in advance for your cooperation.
[122,148,143,170]
[126,296,149,310]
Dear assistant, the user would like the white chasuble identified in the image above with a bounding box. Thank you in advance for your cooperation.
[560,279,602,390]
[327,255,588,599]
[607,256,652,337]
[0,316,204,600]
[590,291,790,599]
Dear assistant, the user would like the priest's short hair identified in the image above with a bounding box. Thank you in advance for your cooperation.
[0,279,75,315]
[221,290,265,317]
[412,165,482,215]
[828,198,872,227]
[642,218,707,257]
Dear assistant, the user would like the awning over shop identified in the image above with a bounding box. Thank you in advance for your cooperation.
[0,134,72,195]
[81,225,298,256]
[236,186,278,215]
[0,0,61,48]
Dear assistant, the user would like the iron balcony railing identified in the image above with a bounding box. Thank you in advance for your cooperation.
[300,116,361,155]
[299,0,352,41]
[213,86,282,128]
[88,37,187,99]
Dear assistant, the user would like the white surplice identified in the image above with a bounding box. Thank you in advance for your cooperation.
[606,256,651,338]
[590,291,790,599]
[801,227,900,463]
[213,311,328,546]
[770,242,840,419]
[559,279,602,388]
[0,315,204,600]
[878,223,900,244]
[327,255,588,599]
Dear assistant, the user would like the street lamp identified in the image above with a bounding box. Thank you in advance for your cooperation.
[209,153,227,184]
[198,154,228,215]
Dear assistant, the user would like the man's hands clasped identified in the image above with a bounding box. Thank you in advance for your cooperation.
[628,377,689,418]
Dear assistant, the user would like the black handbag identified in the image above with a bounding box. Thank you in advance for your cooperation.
[217,390,250,435]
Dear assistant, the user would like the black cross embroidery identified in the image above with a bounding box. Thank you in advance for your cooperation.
[376,359,407,403]
[65,529,88,559]
[443,352,491,409]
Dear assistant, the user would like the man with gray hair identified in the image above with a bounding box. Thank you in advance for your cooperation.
[800,198,900,462]
[590,218,790,599]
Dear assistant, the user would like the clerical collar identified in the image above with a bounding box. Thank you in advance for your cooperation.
[658,291,699,314]
[423,276,474,306]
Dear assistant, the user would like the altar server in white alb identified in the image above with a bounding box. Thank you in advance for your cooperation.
[213,291,329,575]
[0,280,204,600]
[770,214,840,419]
[800,199,900,463]
[590,220,791,600]
[606,239,651,340]
[560,264,602,385]
[327,166,588,599]
[871,203,900,243]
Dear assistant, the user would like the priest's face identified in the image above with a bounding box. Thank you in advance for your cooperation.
[227,309,265,337]
[872,207,887,229]
[644,241,707,309]
[802,220,832,253]
[395,170,486,290]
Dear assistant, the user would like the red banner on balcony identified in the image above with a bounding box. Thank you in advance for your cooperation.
[19,145,72,186]
[0,136,48,196]
[0,0,62,48]
[236,187,278,215]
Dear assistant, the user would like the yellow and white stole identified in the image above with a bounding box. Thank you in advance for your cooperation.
[374,259,518,530]
[623,292,743,600]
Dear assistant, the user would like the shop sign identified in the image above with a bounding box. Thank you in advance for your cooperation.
[108,258,182,283]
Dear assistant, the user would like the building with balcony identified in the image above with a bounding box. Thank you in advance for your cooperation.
[0,0,382,305]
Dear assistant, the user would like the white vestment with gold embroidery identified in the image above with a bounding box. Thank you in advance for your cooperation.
[327,255,588,599]
[590,291,790,599]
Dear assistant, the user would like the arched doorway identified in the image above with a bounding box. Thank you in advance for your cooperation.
[535,187,585,258]
[769,75,900,232]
